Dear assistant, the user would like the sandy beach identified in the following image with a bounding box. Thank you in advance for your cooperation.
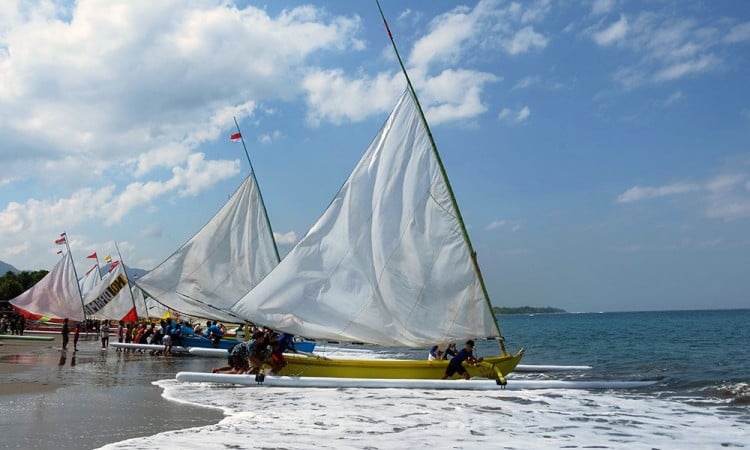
[0,334,223,450]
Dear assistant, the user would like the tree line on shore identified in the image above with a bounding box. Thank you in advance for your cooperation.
[0,270,48,308]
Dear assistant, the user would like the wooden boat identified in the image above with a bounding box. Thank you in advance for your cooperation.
[226,5,524,384]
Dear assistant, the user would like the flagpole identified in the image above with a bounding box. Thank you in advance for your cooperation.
[232,116,281,263]
[62,232,88,324]
[114,242,140,320]
[374,0,506,349]
[94,254,102,281]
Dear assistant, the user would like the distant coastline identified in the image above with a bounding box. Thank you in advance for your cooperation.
[492,306,567,314]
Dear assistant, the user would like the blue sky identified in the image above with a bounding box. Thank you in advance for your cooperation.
[1,0,748,312]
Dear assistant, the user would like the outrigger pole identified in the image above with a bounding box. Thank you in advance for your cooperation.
[232,116,281,264]
[375,1,508,354]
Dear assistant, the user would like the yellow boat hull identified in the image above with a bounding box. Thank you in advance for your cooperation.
[277,350,524,380]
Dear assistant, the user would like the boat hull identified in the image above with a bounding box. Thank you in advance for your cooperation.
[277,351,524,379]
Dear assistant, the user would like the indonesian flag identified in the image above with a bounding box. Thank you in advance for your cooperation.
[55,236,66,245]
[87,252,97,259]
[108,260,120,272]
[230,132,242,142]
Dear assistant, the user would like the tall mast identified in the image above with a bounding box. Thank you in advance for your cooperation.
[232,116,281,264]
[62,231,87,323]
[375,1,505,343]
[114,242,141,319]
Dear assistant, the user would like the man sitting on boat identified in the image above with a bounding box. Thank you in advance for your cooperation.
[441,340,484,380]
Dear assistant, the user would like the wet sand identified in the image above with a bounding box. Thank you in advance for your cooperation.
[0,335,224,449]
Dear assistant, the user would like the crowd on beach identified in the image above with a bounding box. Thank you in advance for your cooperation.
[0,313,26,335]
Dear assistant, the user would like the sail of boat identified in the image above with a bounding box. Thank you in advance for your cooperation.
[10,252,86,322]
[78,262,101,297]
[230,88,499,347]
[81,261,138,322]
[135,171,279,323]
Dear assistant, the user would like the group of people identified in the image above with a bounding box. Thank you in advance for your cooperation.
[60,317,111,351]
[429,340,484,380]
[0,313,25,335]
[212,328,297,376]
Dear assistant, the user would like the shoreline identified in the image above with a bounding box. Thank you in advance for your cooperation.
[0,335,224,450]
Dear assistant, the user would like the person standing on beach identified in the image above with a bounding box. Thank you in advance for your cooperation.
[99,320,110,349]
[73,323,81,352]
[61,318,70,350]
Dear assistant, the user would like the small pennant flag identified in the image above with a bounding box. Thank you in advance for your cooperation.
[55,236,66,245]
[108,260,120,272]
[87,252,97,259]
[56,250,63,254]
[230,132,242,142]
[104,255,112,263]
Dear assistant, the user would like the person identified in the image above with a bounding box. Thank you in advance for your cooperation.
[73,322,81,352]
[61,318,70,350]
[99,320,110,349]
[445,343,458,359]
[267,332,296,374]
[116,320,126,352]
[428,345,444,361]
[18,315,25,336]
[441,340,483,380]
[213,341,252,374]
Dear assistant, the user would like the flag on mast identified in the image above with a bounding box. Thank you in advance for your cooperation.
[87,252,97,259]
[104,255,112,263]
[56,250,63,254]
[55,236,66,245]
[230,132,242,142]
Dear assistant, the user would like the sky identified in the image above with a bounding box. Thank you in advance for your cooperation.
[0,0,748,313]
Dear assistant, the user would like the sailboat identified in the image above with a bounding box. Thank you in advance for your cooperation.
[225,5,524,381]
[10,251,86,322]
[134,169,280,325]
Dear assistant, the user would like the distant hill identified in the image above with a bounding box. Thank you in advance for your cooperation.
[493,306,567,315]
[0,260,19,275]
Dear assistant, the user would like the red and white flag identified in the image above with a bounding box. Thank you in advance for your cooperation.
[55,236,66,245]
[86,252,97,259]
[108,260,120,272]
[56,250,63,254]
[230,132,242,142]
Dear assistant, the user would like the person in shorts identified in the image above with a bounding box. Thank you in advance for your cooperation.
[441,340,483,380]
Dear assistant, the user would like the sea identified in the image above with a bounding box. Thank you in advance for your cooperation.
[99,309,749,449]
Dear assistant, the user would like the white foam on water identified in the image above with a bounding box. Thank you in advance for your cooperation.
[97,378,748,449]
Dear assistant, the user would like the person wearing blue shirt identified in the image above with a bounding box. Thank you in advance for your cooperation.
[441,340,483,380]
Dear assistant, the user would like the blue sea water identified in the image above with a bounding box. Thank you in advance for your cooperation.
[99,309,750,449]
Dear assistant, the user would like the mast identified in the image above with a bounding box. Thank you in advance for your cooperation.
[62,231,87,323]
[375,1,505,346]
[114,241,141,319]
[232,116,281,264]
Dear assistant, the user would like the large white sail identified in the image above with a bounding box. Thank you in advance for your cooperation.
[10,253,85,321]
[78,263,101,297]
[82,262,137,321]
[231,90,499,347]
[136,173,278,323]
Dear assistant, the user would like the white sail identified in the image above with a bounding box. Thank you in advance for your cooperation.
[231,90,499,347]
[82,262,137,321]
[10,253,85,321]
[135,173,278,323]
[78,263,101,297]
[132,285,169,320]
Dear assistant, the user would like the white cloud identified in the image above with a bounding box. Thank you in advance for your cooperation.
[725,21,750,43]
[514,76,540,89]
[274,230,298,245]
[592,15,628,46]
[591,0,616,16]
[618,171,750,221]
[652,54,720,82]
[486,220,506,230]
[498,106,531,124]
[2,242,28,257]
[259,131,282,145]
[662,90,684,106]
[616,183,700,203]
[503,26,548,55]
[486,220,521,232]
